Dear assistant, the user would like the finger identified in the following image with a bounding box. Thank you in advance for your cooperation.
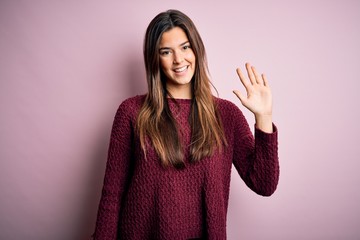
[236,67,250,90]
[251,66,263,85]
[262,73,269,86]
[245,62,256,85]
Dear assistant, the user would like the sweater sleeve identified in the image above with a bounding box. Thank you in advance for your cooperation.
[231,106,279,196]
[93,102,134,239]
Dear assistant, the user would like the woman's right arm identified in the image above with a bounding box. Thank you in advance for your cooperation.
[93,102,134,240]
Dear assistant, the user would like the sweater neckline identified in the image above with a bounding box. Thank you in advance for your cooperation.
[167,98,192,104]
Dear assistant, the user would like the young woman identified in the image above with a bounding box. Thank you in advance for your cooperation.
[93,9,279,240]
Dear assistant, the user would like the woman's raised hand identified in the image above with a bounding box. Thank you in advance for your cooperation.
[233,63,273,133]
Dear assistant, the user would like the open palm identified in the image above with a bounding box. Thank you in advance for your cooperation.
[233,63,272,117]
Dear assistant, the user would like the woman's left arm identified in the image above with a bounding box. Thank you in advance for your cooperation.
[232,63,279,196]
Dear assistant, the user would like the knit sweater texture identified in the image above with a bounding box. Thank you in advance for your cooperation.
[93,95,279,240]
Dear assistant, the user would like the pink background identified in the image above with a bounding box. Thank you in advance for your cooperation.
[1,1,360,239]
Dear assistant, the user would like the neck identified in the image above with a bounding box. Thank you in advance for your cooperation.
[166,84,192,99]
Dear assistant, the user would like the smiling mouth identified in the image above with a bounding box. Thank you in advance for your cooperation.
[173,66,188,73]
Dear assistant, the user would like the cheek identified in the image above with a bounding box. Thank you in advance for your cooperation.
[159,58,171,71]
[159,59,173,79]
[187,52,196,64]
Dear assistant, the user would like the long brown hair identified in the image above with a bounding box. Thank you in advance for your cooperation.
[137,9,227,168]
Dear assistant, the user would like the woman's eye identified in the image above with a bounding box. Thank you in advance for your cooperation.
[160,51,170,56]
[183,45,191,50]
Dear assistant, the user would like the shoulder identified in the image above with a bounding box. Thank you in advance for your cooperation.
[213,96,242,116]
[213,96,248,128]
[116,94,146,119]
[119,94,146,110]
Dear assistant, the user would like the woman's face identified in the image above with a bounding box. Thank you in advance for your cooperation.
[159,27,196,99]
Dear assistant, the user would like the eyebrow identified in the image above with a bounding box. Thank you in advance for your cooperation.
[159,41,190,51]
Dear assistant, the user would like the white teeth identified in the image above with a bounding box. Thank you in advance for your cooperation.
[174,66,187,73]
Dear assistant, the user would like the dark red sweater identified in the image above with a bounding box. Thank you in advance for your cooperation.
[93,95,279,240]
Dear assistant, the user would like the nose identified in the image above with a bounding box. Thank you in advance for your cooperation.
[173,51,184,64]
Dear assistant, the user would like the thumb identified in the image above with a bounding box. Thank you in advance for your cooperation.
[233,90,247,106]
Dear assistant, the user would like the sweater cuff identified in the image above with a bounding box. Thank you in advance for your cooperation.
[254,123,278,143]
